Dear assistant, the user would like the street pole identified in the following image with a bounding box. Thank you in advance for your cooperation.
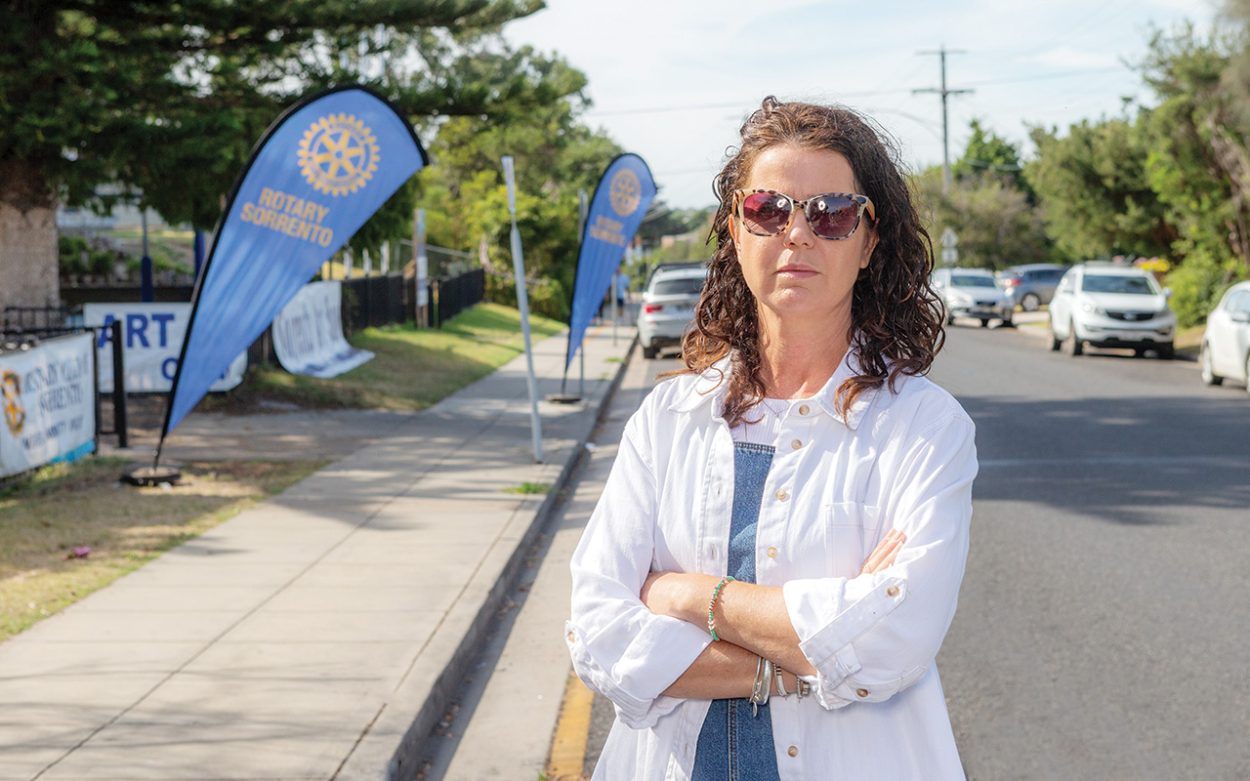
[502,155,544,463]
[578,190,587,397]
[914,45,973,195]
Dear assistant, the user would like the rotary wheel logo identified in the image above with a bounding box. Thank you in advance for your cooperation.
[297,113,380,197]
[2,369,25,437]
[609,169,642,216]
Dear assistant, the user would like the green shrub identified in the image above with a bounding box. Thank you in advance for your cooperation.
[1165,250,1244,328]
[57,235,89,274]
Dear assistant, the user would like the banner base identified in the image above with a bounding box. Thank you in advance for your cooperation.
[122,464,183,487]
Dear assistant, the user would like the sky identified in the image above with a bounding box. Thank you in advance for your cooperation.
[505,0,1222,210]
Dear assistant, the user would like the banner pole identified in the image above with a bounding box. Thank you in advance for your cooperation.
[502,155,544,463]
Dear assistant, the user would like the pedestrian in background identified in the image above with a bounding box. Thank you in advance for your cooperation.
[616,267,631,324]
[567,96,977,779]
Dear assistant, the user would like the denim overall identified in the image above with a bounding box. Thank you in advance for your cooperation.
[691,442,782,781]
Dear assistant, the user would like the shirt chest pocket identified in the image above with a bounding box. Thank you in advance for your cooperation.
[824,501,885,579]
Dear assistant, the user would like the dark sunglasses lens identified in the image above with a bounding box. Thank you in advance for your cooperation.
[741,192,792,235]
[808,196,861,238]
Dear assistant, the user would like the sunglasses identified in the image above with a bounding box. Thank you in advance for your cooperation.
[733,189,876,241]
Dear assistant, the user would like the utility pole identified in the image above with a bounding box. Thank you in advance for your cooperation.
[914,45,973,194]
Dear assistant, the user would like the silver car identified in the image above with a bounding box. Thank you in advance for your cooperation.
[932,268,1013,328]
[638,265,708,359]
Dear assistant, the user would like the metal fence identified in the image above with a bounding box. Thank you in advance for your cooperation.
[431,268,486,328]
[341,274,407,334]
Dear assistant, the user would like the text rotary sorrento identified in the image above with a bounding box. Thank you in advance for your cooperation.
[238,187,335,247]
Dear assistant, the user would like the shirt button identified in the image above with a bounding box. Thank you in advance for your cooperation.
[767,546,778,559]
[787,745,799,757]
[887,585,900,597]
[798,404,810,415]
[856,687,870,698]
[566,630,576,643]
[790,438,802,450]
[775,489,789,502]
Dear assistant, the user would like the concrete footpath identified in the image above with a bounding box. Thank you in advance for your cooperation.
[0,323,634,781]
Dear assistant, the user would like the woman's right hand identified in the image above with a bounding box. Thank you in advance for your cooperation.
[859,528,906,575]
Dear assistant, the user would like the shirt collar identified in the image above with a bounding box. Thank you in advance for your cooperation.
[667,343,882,430]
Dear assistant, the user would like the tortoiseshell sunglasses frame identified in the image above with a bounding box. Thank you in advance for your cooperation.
[732,189,876,240]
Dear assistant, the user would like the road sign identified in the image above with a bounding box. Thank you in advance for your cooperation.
[940,227,958,266]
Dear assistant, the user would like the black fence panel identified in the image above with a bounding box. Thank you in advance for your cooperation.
[431,268,485,328]
[2,305,72,334]
[341,273,407,334]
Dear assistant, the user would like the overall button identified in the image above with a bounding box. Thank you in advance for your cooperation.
[566,631,576,643]
[887,585,900,597]
[856,687,870,698]
[790,439,803,450]
[787,745,799,757]
[775,489,789,502]
[798,404,810,415]
[766,546,778,559]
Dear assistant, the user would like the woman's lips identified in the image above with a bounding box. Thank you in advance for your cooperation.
[776,265,817,276]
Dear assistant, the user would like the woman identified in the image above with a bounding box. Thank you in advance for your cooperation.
[566,97,977,780]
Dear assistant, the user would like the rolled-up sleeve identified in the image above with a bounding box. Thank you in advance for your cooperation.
[782,414,977,710]
[566,407,712,728]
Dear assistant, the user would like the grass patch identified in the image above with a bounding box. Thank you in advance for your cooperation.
[215,303,565,412]
[503,482,552,495]
[0,456,324,642]
[1175,324,1203,360]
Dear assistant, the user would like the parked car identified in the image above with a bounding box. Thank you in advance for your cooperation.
[1048,263,1176,358]
[998,263,1068,311]
[638,264,708,359]
[931,267,1013,328]
[1200,280,1250,392]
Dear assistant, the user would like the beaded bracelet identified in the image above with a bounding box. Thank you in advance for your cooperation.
[706,576,735,641]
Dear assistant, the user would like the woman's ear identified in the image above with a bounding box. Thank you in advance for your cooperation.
[859,225,879,269]
[727,213,739,246]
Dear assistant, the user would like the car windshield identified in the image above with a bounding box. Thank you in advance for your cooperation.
[651,277,705,296]
[1081,274,1157,295]
[950,275,997,288]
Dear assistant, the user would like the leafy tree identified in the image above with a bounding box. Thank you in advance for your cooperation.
[912,166,1052,271]
[0,1,562,312]
[1024,118,1175,261]
[952,119,1033,200]
[412,84,624,320]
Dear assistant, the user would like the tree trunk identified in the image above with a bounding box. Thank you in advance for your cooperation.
[0,160,59,325]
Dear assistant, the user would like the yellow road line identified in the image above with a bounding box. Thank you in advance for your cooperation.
[547,670,595,780]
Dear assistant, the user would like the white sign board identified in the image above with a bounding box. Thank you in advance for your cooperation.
[83,303,247,394]
[1,333,97,478]
[271,280,374,378]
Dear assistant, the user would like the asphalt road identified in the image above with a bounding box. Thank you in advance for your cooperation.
[579,325,1250,780]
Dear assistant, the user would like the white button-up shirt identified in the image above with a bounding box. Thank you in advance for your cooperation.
[567,349,978,780]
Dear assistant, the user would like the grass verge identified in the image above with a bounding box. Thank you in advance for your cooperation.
[216,303,566,411]
[0,456,324,642]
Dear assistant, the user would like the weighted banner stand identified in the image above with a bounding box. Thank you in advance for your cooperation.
[548,189,590,405]
[128,85,428,486]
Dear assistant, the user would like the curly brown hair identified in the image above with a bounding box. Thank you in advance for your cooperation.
[676,96,945,426]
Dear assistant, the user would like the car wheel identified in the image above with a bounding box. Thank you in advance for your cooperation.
[1001,314,1014,328]
[1063,322,1083,356]
[1021,293,1041,312]
[642,344,658,359]
[979,318,990,328]
[1201,343,1223,385]
[1156,342,1174,360]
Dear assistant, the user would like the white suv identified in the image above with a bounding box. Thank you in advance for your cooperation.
[1049,263,1176,358]
[637,263,708,359]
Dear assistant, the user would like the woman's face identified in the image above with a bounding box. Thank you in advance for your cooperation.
[729,143,877,327]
